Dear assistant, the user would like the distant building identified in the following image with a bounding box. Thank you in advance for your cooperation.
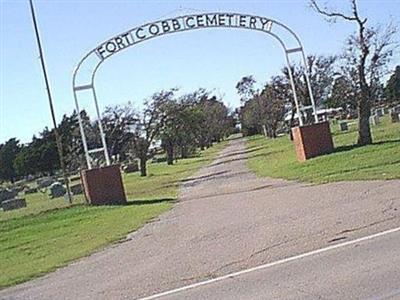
[284,107,343,123]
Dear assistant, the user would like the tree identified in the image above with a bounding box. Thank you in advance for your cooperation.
[13,145,34,177]
[36,128,60,175]
[240,97,263,136]
[326,76,357,112]
[236,76,257,103]
[158,96,200,164]
[58,111,84,171]
[237,76,286,137]
[261,77,287,138]
[67,110,104,169]
[0,138,21,183]
[306,55,337,107]
[385,66,400,106]
[158,98,181,165]
[198,94,231,146]
[12,127,60,177]
[157,88,233,162]
[310,0,397,145]
[280,54,337,126]
[236,76,263,135]
[102,103,137,162]
[130,89,175,176]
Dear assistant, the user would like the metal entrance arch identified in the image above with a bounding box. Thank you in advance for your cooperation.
[73,12,318,169]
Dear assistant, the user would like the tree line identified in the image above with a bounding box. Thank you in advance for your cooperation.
[237,0,399,142]
[0,88,235,182]
[237,62,399,139]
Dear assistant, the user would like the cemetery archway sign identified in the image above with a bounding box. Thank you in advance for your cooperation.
[73,12,320,169]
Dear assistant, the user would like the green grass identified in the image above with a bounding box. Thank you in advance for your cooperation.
[0,193,86,222]
[0,141,227,288]
[246,116,400,183]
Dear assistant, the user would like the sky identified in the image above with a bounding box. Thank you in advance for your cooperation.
[1,0,399,144]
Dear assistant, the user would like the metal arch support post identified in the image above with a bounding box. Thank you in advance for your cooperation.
[266,29,303,127]
[300,50,319,124]
[73,89,91,169]
[285,52,303,126]
[72,51,111,170]
[91,84,111,165]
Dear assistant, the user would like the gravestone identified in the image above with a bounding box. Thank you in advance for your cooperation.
[24,187,38,194]
[57,178,67,185]
[375,108,384,117]
[48,182,66,198]
[0,189,18,204]
[70,175,81,182]
[122,161,139,173]
[339,122,348,132]
[13,185,26,193]
[37,177,54,189]
[2,198,26,211]
[70,183,83,195]
[391,110,400,123]
[369,115,380,126]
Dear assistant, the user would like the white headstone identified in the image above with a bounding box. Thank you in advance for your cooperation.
[369,115,380,126]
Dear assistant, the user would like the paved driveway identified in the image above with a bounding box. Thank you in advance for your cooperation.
[1,137,399,300]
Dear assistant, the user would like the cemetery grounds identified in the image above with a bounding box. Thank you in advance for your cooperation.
[0,141,227,288]
[247,115,400,183]
[1,116,399,289]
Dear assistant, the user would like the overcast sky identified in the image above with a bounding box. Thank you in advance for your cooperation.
[1,0,399,144]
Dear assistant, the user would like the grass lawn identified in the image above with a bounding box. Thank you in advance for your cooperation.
[0,141,227,288]
[246,116,400,183]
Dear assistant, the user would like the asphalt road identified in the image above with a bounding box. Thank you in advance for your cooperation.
[153,228,400,300]
[1,137,399,300]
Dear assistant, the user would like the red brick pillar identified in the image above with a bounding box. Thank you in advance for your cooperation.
[80,164,127,205]
[292,121,334,162]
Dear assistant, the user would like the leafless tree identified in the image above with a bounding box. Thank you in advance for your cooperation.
[310,0,397,145]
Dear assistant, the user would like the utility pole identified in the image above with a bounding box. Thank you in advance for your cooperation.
[29,0,72,203]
